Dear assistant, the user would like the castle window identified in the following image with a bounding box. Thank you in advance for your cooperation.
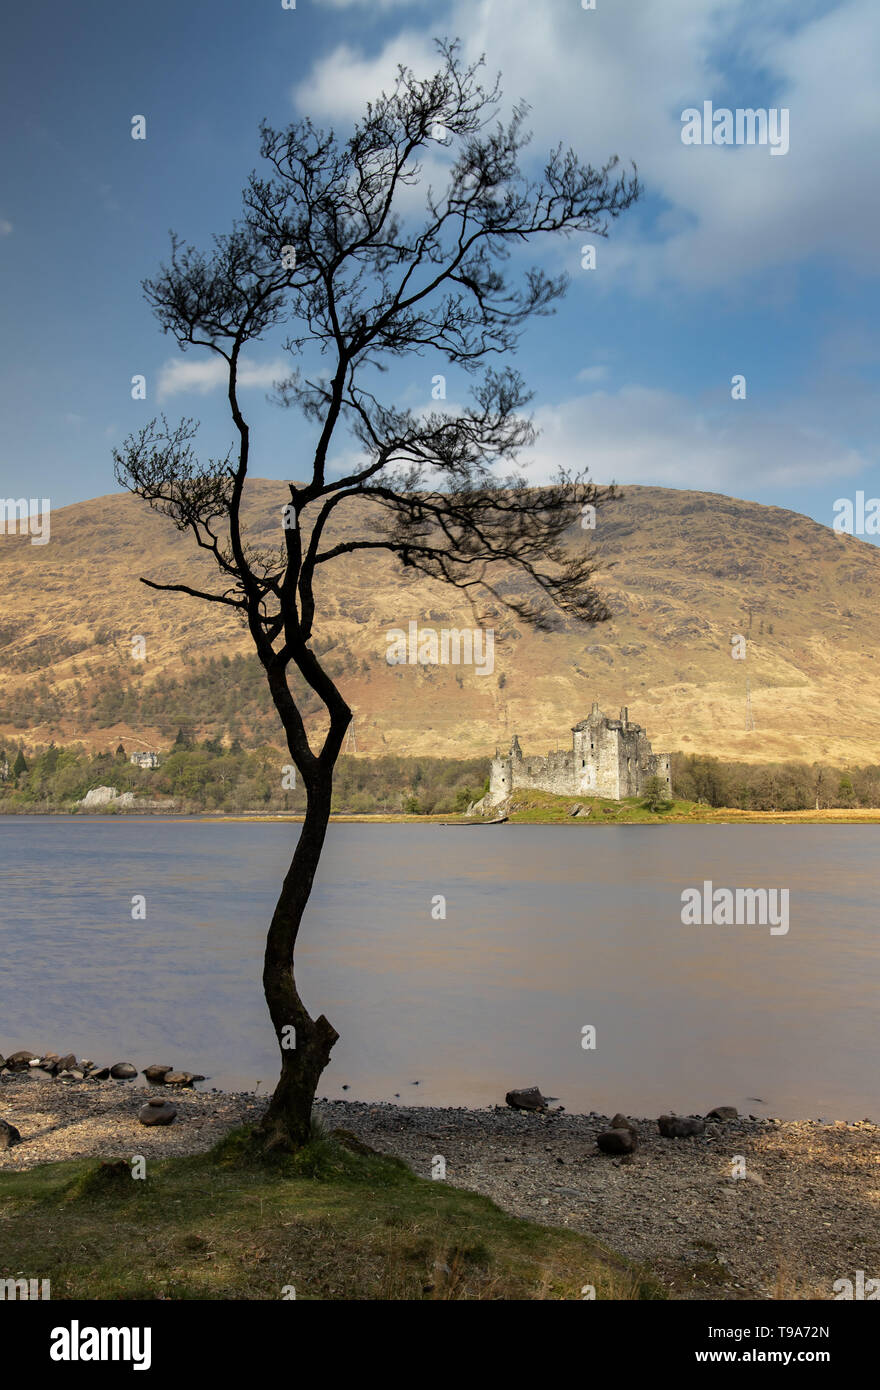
[581,759,585,767]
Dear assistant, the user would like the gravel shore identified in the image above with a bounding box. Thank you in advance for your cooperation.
[2,1074,877,1300]
[0,1074,265,1167]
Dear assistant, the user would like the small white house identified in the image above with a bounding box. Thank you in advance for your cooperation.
[130,751,160,769]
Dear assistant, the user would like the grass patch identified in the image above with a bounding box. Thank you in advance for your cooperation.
[503,789,701,824]
[0,1127,662,1301]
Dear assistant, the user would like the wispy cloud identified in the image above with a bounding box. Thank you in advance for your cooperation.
[576,365,610,385]
[526,383,868,491]
[0,219,13,236]
[157,357,288,401]
[293,0,880,288]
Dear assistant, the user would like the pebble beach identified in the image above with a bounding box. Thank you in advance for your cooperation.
[2,1070,877,1299]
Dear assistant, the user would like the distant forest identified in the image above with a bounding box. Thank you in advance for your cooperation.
[1,738,879,814]
[0,650,357,747]
[0,738,489,815]
[670,753,878,812]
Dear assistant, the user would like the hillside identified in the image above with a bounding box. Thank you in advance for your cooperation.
[1,482,879,765]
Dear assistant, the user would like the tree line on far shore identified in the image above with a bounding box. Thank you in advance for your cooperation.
[670,752,879,812]
[1,739,878,814]
[0,737,489,815]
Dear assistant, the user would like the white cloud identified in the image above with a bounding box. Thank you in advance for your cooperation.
[292,0,880,287]
[0,219,13,236]
[524,383,868,490]
[157,357,289,401]
[295,34,440,125]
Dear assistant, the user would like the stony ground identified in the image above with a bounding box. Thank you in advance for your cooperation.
[316,1100,880,1299]
[0,1074,265,1167]
[2,1074,877,1300]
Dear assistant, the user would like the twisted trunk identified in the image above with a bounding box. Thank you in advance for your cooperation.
[256,767,339,1152]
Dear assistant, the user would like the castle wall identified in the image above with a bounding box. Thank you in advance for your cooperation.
[489,754,513,803]
[504,749,576,799]
[486,705,671,807]
[646,751,672,795]
[596,722,623,798]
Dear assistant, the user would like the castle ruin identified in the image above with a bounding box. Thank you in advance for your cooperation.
[486,703,671,807]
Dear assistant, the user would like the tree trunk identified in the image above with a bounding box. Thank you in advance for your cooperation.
[256,767,339,1152]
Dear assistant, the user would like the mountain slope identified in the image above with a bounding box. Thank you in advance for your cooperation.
[1,482,878,765]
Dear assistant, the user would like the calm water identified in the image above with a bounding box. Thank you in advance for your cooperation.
[0,818,877,1119]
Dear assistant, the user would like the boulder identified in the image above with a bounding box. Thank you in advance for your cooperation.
[40,1054,61,1072]
[27,1068,57,1081]
[658,1114,706,1139]
[505,1086,548,1112]
[109,1062,138,1080]
[79,786,121,807]
[164,1071,205,1087]
[5,1051,37,1071]
[597,1127,638,1155]
[56,1054,77,1073]
[138,1100,177,1127]
[0,1119,22,1149]
[143,1065,174,1084]
[86,1066,110,1081]
[707,1106,738,1121]
[611,1113,639,1135]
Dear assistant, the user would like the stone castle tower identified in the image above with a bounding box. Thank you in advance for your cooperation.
[486,702,671,806]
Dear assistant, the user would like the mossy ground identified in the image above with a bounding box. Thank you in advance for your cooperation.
[0,1126,663,1300]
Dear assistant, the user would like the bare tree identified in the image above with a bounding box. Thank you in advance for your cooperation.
[114,41,640,1152]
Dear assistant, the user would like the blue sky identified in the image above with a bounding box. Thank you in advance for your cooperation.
[1,0,878,533]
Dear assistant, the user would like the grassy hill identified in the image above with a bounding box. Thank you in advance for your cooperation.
[1,481,878,765]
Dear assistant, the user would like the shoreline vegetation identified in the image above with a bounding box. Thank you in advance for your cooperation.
[7,805,880,825]
[1,1074,876,1299]
[3,740,880,821]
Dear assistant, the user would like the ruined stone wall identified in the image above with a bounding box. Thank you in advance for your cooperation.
[489,754,513,803]
[645,751,673,795]
[486,706,672,807]
[506,748,576,798]
[572,727,599,794]
[595,722,623,798]
[616,725,647,797]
